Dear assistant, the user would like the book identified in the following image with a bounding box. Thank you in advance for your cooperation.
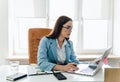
[6,73,27,81]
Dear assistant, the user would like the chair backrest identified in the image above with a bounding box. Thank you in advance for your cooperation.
[28,28,52,64]
[104,68,120,82]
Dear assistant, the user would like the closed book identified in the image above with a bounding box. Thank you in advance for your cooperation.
[6,73,27,81]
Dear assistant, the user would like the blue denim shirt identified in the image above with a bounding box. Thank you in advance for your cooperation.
[37,36,79,71]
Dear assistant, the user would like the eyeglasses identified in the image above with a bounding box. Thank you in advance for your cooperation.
[63,25,73,30]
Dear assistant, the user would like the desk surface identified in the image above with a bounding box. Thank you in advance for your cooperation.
[0,65,105,82]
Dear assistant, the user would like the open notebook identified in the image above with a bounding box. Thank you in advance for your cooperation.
[74,47,112,76]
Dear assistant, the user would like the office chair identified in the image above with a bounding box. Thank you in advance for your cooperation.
[28,28,52,64]
[104,68,120,82]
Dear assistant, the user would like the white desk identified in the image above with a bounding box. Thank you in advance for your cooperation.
[0,65,105,82]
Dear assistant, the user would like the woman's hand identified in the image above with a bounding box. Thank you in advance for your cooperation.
[53,62,79,72]
[63,63,79,72]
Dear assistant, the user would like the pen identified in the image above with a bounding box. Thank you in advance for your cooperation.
[29,73,53,76]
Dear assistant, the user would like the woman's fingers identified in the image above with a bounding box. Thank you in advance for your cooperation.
[67,63,79,72]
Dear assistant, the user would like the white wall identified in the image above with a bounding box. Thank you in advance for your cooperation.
[0,0,8,65]
[113,0,120,56]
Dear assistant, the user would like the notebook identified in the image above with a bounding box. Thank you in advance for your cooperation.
[6,73,27,81]
[27,65,60,76]
[74,47,112,76]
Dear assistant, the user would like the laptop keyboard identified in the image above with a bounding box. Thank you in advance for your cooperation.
[80,67,95,74]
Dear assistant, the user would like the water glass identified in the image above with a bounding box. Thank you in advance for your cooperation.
[10,61,19,74]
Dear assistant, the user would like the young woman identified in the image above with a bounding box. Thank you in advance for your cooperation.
[38,16,79,72]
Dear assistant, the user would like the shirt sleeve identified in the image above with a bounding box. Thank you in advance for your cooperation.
[37,37,56,71]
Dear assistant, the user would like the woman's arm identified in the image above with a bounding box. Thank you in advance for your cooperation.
[69,41,80,64]
[53,62,79,72]
[37,37,56,71]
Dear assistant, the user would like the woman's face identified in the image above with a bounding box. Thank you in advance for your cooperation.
[60,21,73,39]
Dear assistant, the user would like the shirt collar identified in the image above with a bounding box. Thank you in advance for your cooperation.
[56,39,67,48]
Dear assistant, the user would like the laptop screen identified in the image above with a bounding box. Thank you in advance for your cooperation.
[101,47,112,61]
[89,47,112,67]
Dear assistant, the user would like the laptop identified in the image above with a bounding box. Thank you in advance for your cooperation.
[74,47,112,76]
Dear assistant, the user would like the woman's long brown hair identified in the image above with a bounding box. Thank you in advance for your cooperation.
[46,16,72,39]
